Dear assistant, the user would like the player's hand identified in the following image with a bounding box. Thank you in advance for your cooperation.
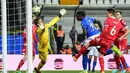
[118,36,123,41]
[60,9,67,16]
[73,55,78,61]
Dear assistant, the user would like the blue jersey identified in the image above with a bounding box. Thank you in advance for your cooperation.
[81,17,99,37]
[97,29,101,34]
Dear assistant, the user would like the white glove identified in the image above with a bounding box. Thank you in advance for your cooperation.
[60,9,67,16]
[39,24,44,29]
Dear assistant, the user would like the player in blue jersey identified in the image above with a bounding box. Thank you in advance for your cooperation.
[86,20,102,73]
[75,10,100,73]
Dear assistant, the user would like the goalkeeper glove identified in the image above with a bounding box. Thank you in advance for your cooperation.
[60,9,66,16]
[58,9,67,18]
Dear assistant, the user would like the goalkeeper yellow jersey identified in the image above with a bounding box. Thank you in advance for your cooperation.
[37,16,60,52]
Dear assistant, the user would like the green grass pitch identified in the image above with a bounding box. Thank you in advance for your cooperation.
[0,70,130,73]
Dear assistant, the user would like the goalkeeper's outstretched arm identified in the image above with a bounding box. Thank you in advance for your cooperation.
[45,9,67,28]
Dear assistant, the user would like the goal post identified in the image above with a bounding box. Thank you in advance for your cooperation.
[1,0,7,73]
[1,0,33,72]
[26,0,33,73]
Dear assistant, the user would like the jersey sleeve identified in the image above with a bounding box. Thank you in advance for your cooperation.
[37,27,43,35]
[90,17,96,22]
[32,25,38,44]
[102,19,109,33]
[81,20,88,29]
[104,19,109,26]
[45,16,60,28]
[121,20,127,27]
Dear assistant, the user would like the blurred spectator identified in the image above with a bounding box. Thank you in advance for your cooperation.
[56,25,65,54]
[60,45,72,54]
[50,28,57,54]
[53,23,58,39]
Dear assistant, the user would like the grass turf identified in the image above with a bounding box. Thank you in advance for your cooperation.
[0,70,130,73]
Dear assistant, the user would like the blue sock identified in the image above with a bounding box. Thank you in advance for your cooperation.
[92,60,97,71]
[88,58,91,70]
[120,63,123,69]
[126,62,129,68]
[82,55,88,70]
[106,49,113,55]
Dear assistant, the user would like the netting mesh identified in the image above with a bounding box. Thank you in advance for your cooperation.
[0,0,26,54]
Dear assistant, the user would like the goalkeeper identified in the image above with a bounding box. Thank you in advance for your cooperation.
[34,9,67,73]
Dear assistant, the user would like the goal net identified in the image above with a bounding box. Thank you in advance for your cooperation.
[0,0,26,54]
[0,0,35,72]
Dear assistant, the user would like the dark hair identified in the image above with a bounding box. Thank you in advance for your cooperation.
[107,8,115,16]
[34,17,41,25]
[94,20,103,32]
[116,10,122,15]
[76,10,86,17]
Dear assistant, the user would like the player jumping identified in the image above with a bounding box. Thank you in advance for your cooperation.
[34,9,66,73]
[87,20,102,73]
[73,8,126,73]
[75,10,100,73]
[16,15,38,73]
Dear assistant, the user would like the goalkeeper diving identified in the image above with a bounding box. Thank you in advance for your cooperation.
[34,9,67,73]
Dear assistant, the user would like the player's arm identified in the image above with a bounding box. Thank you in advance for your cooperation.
[81,22,87,38]
[33,31,38,44]
[45,9,66,28]
[37,27,44,35]
[48,42,53,54]
[102,20,109,33]
[82,28,87,38]
[118,25,130,41]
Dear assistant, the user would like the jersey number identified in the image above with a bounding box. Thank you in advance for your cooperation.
[110,26,116,35]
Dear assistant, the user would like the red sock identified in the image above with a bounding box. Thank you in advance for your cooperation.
[75,46,87,59]
[114,56,120,69]
[17,59,25,70]
[120,56,127,69]
[99,57,104,72]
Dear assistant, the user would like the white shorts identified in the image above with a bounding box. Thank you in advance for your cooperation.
[88,46,99,56]
[82,34,99,47]
[81,34,99,56]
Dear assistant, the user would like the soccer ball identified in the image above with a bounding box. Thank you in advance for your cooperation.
[32,5,40,13]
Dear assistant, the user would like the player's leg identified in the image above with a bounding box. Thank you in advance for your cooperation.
[74,36,100,61]
[99,47,108,73]
[92,47,98,73]
[87,47,94,71]
[113,48,127,73]
[81,54,88,73]
[115,40,127,73]
[34,51,48,73]
[112,53,121,73]
[120,39,129,68]
[74,39,92,60]
[105,48,113,55]
[99,53,105,73]
[92,56,97,73]
[88,55,92,71]
[16,54,27,73]
[16,46,27,73]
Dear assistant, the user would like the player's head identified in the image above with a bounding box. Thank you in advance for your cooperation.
[93,20,103,32]
[34,17,44,26]
[32,14,36,23]
[76,10,86,21]
[94,21,99,29]
[115,10,122,20]
[58,25,62,30]
[106,8,115,17]
[54,23,57,28]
